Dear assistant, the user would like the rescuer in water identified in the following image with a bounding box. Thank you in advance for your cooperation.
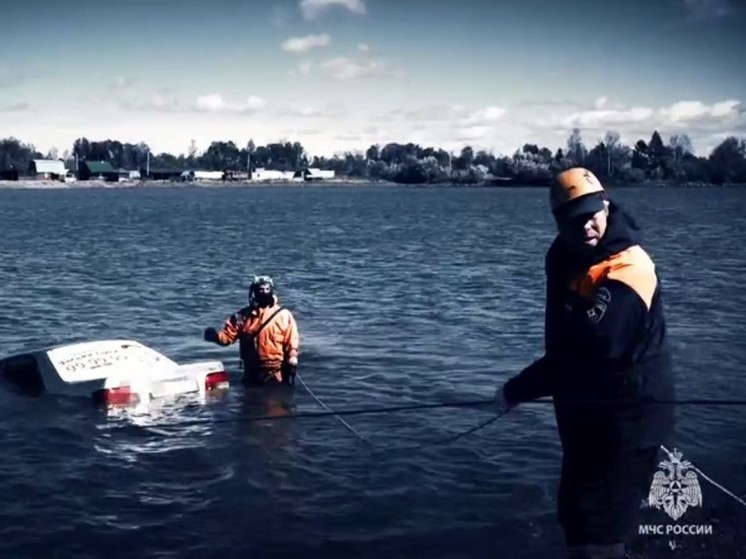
[204,275,300,386]
[494,167,675,558]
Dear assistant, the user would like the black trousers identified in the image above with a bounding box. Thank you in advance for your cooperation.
[241,362,295,387]
[558,445,661,549]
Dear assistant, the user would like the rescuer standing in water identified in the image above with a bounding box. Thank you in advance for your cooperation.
[494,167,675,558]
[204,275,300,386]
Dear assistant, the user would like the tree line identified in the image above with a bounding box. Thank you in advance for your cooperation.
[1,129,745,185]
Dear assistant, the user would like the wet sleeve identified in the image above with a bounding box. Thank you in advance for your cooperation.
[283,312,299,359]
[503,247,561,404]
[503,355,555,403]
[573,277,650,362]
[216,313,241,346]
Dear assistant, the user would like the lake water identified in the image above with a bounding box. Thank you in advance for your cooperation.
[1,184,745,558]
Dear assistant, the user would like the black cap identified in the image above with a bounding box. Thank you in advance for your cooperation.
[552,191,606,223]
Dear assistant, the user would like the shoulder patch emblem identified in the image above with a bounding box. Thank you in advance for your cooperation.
[586,287,611,324]
[596,287,611,303]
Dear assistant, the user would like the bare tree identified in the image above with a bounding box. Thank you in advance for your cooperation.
[669,134,693,163]
[604,131,621,176]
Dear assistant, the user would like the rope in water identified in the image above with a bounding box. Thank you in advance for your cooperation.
[295,372,506,450]
[131,394,746,429]
[295,374,746,510]
[115,376,746,510]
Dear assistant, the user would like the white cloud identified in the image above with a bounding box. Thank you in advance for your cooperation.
[659,100,740,122]
[380,105,468,123]
[455,125,493,141]
[594,96,607,110]
[447,107,507,143]
[281,34,331,54]
[460,106,507,126]
[540,98,743,131]
[195,94,226,112]
[13,89,744,160]
[0,100,531,159]
[519,99,583,109]
[285,106,323,117]
[120,93,267,115]
[194,94,267,114]
[554,106,656,128]
[273,101,347,120]
[378,105,505,140]
[358,43,369,52]
[337,104,512,151]
[530,97,745,156]
[319,56,394,80]
[299,0,366,20]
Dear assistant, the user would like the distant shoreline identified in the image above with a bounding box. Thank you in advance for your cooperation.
[1,178,744,190]
[0,178,397,189]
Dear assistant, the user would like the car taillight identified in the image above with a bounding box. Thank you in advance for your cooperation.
[205,371,229,391]
[92,385,139,406]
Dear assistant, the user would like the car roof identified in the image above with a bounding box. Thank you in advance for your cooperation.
[3,339,179,383]
[2,339,145,357]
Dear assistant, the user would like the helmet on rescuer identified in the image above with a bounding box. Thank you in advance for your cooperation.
[248,275,275,307]
[550,167,607,223]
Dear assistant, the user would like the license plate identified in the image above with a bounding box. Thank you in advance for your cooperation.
[150,378,198,398]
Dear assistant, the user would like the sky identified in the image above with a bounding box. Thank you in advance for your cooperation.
[1,0,745,159]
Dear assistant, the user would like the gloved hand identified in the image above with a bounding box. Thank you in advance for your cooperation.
[203,327,219,343]
[281,355,298,385]
[493,383,516,415]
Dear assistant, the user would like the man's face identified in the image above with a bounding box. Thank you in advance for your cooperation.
[256,284,272,297]
[557,206,609,250]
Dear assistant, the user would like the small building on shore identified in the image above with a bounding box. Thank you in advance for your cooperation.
[223,170,249,181]
[117,169,141,181]
[251,168,296,181]
[142,167,183,181]
[78,161,118,181]
[180,170,225,181]
[29,159,66,180]
[303,168,335,181]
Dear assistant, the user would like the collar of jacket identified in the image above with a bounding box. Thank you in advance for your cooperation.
[250,295,280,315]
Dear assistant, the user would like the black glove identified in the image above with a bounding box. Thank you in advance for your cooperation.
[203,327,219,343]
[282,363,297,385]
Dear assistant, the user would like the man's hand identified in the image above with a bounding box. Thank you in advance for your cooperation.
[494,383,517,415]
[204,327,219,343]
[283,356,298,385]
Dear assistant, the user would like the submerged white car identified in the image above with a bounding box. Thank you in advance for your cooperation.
[0,339,229,407]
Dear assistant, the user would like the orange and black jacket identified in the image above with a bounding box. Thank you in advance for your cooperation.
[504,201,675,450]
[214,295,299,371]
